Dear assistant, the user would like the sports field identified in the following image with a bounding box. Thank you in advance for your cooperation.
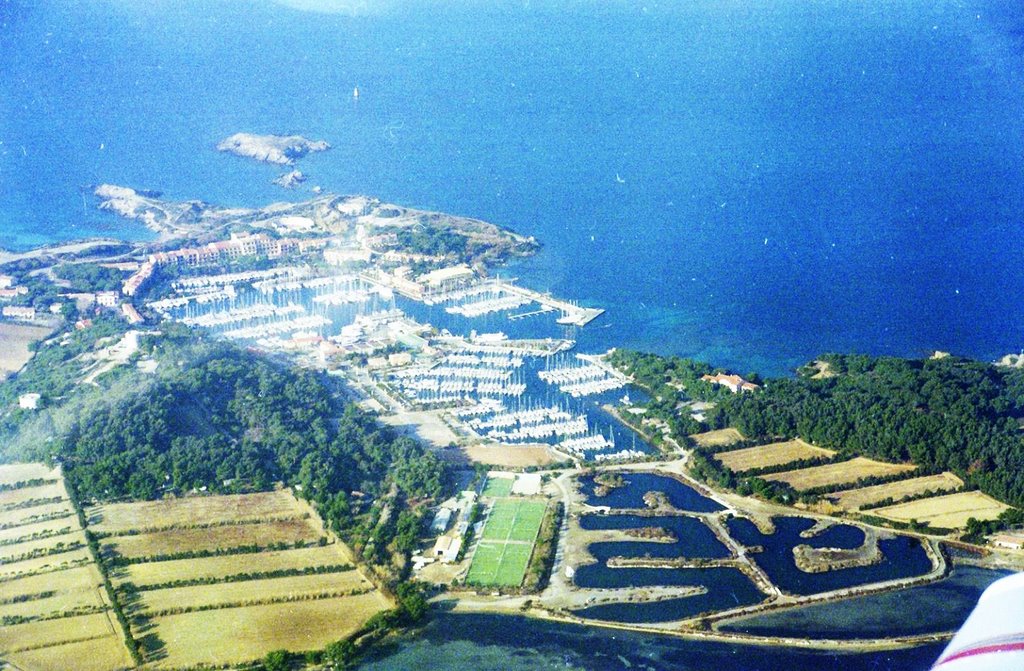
[467,499,547,587]
[467,541,535,586]
[481,500,546,542]
[482,476,514,498]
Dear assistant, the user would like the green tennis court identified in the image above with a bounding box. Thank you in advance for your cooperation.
[466,540,534,587]
[481,499,546,543]
[466,499,548,587]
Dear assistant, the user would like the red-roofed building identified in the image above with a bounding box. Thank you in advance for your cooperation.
[701,373,759,393]
[122,261,155,297]
[121,302,144,325]
[149,234,327,268]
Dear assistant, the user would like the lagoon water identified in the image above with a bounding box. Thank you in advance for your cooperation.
[4,0,1022,667]
[359,613,947,671]
[579,472,723,512]
[579,513,730,559]
[727,516,934,595]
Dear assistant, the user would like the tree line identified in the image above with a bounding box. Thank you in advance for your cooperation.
[612,349,1024,508]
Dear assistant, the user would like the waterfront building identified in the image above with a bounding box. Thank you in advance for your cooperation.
[701,373,759,393]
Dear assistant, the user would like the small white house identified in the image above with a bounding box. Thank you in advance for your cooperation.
[18,393,41,410]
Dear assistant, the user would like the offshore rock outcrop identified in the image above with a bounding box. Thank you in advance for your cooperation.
[216,133,330,165]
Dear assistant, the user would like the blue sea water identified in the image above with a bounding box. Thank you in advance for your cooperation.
[2,2,1020,666]
[4,0,1024,375]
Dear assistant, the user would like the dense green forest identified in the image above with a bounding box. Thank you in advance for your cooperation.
[611,350,1024,508]
[53,262,124,292]
[1,323,449,571]
[394,226,468,259]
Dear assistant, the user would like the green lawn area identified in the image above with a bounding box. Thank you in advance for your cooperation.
[483,477,514,498]
[467,499,548,587]
[466,540,534,587]
[481,499,546,543]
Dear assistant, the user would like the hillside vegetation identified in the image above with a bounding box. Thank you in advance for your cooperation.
[610,350,1024,508]
[0,323,449,572]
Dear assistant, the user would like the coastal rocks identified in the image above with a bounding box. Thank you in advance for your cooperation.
[216,133,330,165]
[94,184,207,237]
[273,170,307,189]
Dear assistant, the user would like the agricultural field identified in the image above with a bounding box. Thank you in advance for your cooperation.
[0,480,67,508]
[690,428,744,448]
[1,499,76,528]
[872,491,1011,529]
[90,489,390,668]
[0,463,132,671]
[765,457,916,492]
[0,514,77,544]
[715,439,835,473]
[467,499,547,587]
[145,593,388,668]
[0,547,93,581]
[86,489,302,534]
[139,570,370,614]
[120,544,356,588]
[103,517,320,560]
[829,472,964,511]
[0,462,57,486]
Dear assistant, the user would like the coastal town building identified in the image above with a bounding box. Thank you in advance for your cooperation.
[149,233,326,268]
[101,261,141,272]
[430,535,462,563]
[2,306,36,321]
[0,286,29,299]
[991,532,1024,551]
[430,507,453,534]
[0,274,13,289]
[122,261,155,297]
[701,373,759,393]
[324,246,373,266]
[419,264,475,291]
[121,302,145,325]
[96,291,119,307]
[18,393,41,410]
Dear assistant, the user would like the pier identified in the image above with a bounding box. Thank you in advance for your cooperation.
[495,280,605,327]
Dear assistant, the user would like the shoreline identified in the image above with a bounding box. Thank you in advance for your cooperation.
[441,597,954,651]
